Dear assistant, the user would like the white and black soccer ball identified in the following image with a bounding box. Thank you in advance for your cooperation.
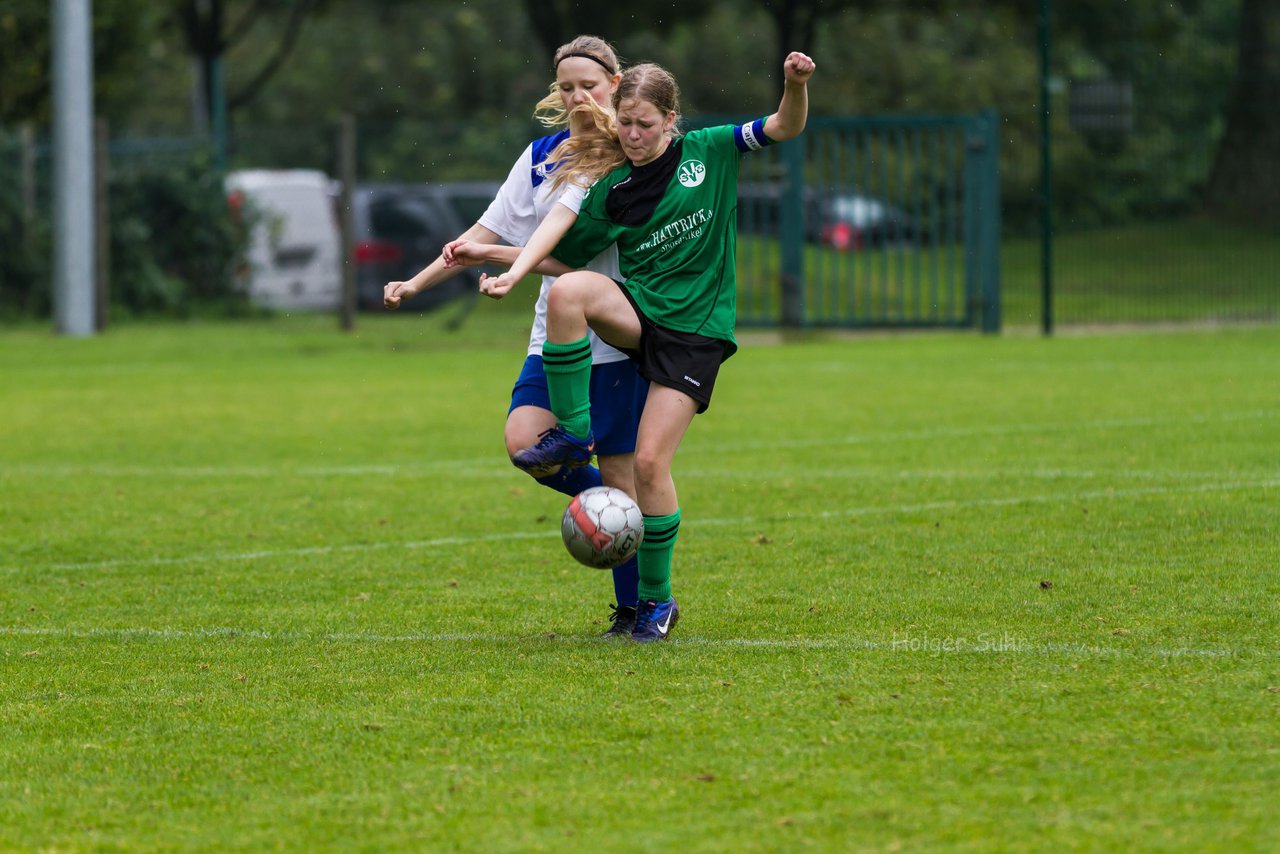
[561,486,645,569]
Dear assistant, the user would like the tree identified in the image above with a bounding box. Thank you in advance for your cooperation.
[520,0,718,60]
[758,0,961,92]
[1205,0,1280,223]
[0,0,55,124]
[0,0,169,126]
[758,0,854,78]
[176,0,320,132]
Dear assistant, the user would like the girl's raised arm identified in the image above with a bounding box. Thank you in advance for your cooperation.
[762,52,817,143]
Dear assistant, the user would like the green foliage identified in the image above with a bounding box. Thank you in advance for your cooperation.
[107,153,254,317]
[1041,0,1241,228]
[0,0,172,127]
[0,0,1259,244]
[1,315,1278,848]
[0,132,50,319]
[0,0,53,125]
[0,133,253,321]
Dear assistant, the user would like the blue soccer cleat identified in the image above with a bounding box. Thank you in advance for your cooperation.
[631,597,679,643]
[511,426,596,477]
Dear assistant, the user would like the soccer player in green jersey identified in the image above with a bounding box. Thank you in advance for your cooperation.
[470,51,816,642]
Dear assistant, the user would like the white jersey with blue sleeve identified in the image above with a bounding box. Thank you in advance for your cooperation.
[477,131,625,364]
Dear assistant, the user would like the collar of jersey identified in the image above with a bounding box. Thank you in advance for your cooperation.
[606,138,684,226]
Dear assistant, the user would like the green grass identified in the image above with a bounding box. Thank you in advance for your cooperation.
[734,219,1280,329]
[2,310,1279,851]
[1003,219,1280,327]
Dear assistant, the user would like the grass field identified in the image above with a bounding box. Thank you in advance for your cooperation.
[2,306,1278,851]
[1002,219,1280,327]
[734,218,1280,329]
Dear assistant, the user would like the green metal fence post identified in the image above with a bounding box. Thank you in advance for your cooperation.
[962,112,1002,334]
[730,113,1002,332]
[778,137,806,327]
[963,121,981,328]
[980,109,1002,334]
[1039,0,1053,336]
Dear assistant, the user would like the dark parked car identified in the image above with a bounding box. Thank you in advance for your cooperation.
[815,191,918,251]
[352,182,502,313]
[736,182,818,239]
[736,183,918,251]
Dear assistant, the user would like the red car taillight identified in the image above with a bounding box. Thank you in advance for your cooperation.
[823,222,863,252]
[354,240,405,265]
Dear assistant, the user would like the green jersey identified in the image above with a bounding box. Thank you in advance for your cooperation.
[553,122,773,355]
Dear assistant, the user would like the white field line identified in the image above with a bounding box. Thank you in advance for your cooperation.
[2,463,1266,484]
[0,623,1268,660]
[2,477,1277,575]
[677,466,1278,482]
[2,410,1275,481]
[704,409,1278,453]
[693,477,1280,528]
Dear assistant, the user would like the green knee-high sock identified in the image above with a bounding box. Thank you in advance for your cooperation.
[541,337,593,439]
[638,509,680,603]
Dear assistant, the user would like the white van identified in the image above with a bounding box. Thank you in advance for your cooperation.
[226,169,343,311]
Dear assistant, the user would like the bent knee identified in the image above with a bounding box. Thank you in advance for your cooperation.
[504,425,541,460]
[632,450,670,488]
[506,406,557,460]
[548,271,599,310]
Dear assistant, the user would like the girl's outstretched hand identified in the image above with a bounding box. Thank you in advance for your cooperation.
[384,281,415,310]
[783,52,816,85]
[478,271,517,300]
[442,239,488,268]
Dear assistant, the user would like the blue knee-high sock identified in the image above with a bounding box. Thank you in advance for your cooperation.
[535,463,602,497]
[611,554,639,608]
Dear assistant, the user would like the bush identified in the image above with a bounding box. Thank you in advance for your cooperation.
[0,137,255,322]
[108,153,255,317]
[0,134,52,320]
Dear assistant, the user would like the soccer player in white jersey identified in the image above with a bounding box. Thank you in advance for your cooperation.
[384,36,648,637]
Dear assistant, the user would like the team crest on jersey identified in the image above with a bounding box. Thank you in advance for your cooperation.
[678,160,707,188]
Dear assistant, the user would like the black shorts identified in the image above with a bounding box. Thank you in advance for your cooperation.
[603,279,734,414]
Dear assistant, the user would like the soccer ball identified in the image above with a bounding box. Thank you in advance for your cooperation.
[561,486,644,569]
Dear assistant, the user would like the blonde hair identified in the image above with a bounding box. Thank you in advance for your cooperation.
[539,61,688,192]
[541,98,626,192]
[533,35,621,130]
[616,63,682,137]
[530,36,626,192]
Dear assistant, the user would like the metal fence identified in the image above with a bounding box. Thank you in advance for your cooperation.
[1004,5,1280,330]
[726,113,1001,333]
[5,91,1278,330]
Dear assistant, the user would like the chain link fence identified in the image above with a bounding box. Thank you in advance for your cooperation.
[1000,5,1280,329]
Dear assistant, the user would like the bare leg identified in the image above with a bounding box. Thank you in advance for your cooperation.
[628,385,695,638]
[598,452,637,499]
[632,384,697,516]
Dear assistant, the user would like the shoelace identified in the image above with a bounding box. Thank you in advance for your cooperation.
[533,426,565,448]
[607,604,627,625]
[519,429,564,465]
